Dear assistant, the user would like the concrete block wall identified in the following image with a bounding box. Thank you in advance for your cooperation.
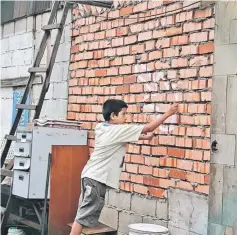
[99,188,208,235]
[0,9,72,141]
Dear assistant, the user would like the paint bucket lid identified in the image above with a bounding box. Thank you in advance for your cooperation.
[129,223,169,234]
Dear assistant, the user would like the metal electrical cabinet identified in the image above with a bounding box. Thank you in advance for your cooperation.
[12,126,88,199]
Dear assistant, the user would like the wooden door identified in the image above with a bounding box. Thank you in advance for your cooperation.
[48,145,89,235]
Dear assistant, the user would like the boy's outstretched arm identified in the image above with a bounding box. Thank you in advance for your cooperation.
[142,104,179,133]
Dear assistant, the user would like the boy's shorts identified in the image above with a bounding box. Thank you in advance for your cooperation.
[75,177,106,227]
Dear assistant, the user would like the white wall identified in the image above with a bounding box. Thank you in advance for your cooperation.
[0,9,71,143]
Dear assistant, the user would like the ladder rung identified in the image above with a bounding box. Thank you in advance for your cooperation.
[28,67,48,73]
[4,135,17,141]
[16,104,37,110]
[0,168,13,177]
[42,23,61,30]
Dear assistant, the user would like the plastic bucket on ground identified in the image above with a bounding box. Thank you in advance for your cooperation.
[128,223,169,235]
[7,227,26,235]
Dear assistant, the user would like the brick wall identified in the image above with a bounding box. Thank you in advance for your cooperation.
[68,0,215,198]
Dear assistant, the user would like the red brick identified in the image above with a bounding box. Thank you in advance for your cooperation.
[170,169,186,180]
[159,136,175,145]
[141,146,151,155]
[121,182,133,192]
[193,162,210,174]
[171,35,189,46]
[119,66,132,75]
[130,174,144,184]
[94,50,105,59]
[166,26,182,36]
[145,157,159,167]
[134,184,149,195]
[176,11,193,22]
[203,18,215,29]
[144,176,160,187]
[107,67,119,76]
[120,172,131,181]
[194,8,212,18]
[180,45,198,55]
[185,150,203,161]
[123,55,136,65]
[117,46,130,56]
[130,84,143,93]
[156,38,170,49]
[159,179,175,188]
[155,61,170,70]
[195,185,209,195]
[131,44,145,54]
[199,42,214,54]
[126,164,138,173]
[112,38,124,47]
[153,29,166,38]
[138,31,152,41]
[130,23,143,33]
[168,148,185,158]
[133,1,148,13]
[183,22,202,32]
[187,172,205,184]
[163,48,179,58]
[149,187,165,198]
[153,168,169,178]
[124,75,136,84]
[124,35,137,45]
[172,58,188,68]
[116,27,128,36]
[120,6,133,16]
[176,181,193,191]
[177,159,193,171]
[145,40,156,51]
[180,68,198,78]
[111,76,123,85]
[116,85,130,94]
[94,31,105,40]
[199,66,213,77]
[204,151,210,161]
[95,69,107,77]
[190,56,209,66]
[201,91,212,101]
[139,165,153,175]
[160,157,177,167]
[190,32,208,43]
[110,57,122,66]
[106,29,116,37]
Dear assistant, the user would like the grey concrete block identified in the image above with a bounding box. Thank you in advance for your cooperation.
[226,76,237,135]
[209,164,224,224]
[1,53,12,67]
[168,226,189,235]
[169,189,208,235]
[53,82,68,99]
[9,35,21,50]
[56,43,71,62]
[15,18,27,35]
[51,63,64,82]
[211,134,236,165]
[3,22,14,38]
[18,66,29,77]
[20,32,33,49]
[142,216,168,228]
[208,223,225,235]
[12,51,25,66]
[62,61,70,81]
[223,166,237,227]
[131,194,156,216]
[24,48,33,65]
[118,211,142,234]
[156,200,168,220]
[215,2,237,45]
[42,12,50,26]
[27,16,34,32]
[214,44,237,76]
[108,189,131,211]
[211,76,227,134]
[35,14,42,32]
[99,206,118,229]
[44,83,53,100]
[1,38,9,53]
[63,24,71,43]
[230,20,237,44]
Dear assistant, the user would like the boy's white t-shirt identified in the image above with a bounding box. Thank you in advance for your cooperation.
[81,123,144,189]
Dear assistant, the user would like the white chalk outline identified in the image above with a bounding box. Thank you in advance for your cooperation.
[135,63,178,133]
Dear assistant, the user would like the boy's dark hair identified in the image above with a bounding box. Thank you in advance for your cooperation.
[103,99,128,121]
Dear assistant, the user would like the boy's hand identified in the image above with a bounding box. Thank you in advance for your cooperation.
[166,103,179,116]
[146,132,154,140]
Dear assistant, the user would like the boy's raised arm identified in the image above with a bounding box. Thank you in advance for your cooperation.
[142,104,179,133]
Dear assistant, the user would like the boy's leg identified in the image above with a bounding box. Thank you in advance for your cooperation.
[70,221,83,235]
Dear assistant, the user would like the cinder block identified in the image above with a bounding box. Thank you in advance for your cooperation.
[230,20,237,44]
[9,35,21,50]
[42,12,50,27]
[62,61,70,81]
[18,65,29,77]
[108,189,131,211]
[208,223,225,235]
[15,18,27,35]
[27,16,34,32]
[51,63,64,82]
[20,32,33,49]
[3,22,14,38]
[142,216,168,228]
[44,83,54,100]
[168,188,208,235]
[23,48,33,65]
[118,211,142,234]
[131,194,156,216]
[35,14,42,32]
[53,82,68,99]
[156,200,168,220]
[1,38,9,53]
[12,51,25,66]
[168,225,189,235]
[56,42,70,62]
[99,206,118,229]
[7,66,19,79]
[1,53,12,67]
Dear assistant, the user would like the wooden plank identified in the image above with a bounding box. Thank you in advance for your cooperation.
[28,67,48,73]
[42,23,61,30]
[48,146,89,235]
[1,76,43,88]
[0,169,13,177]
[4,135,17,141]
[16,104,37,110]
[67,222,117,234]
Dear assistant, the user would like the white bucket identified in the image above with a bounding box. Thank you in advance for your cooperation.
[7,227,26,235]
[128,223,169,235]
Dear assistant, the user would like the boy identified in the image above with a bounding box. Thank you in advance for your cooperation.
[70,99,178,235]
